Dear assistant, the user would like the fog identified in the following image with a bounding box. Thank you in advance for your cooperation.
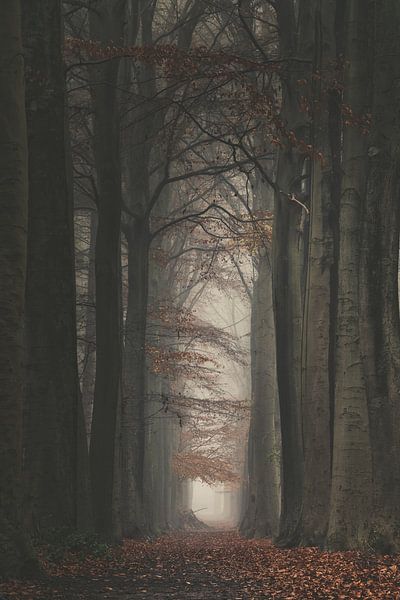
[184,280,251,529]
[191,481,237,527]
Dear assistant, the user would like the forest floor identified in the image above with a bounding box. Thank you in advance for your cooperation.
[2,530,400,599]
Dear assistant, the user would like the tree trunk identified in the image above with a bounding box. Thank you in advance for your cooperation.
[327,0,373,550]
[299,0,338,546]
[22,0,83,532]
[273,191,306,546]
[120,218,150,535]
[0,0,36,577]
[81,210,97,445]
[89,0,125,539]
[359,0,400,552]
[246,249,280,538]
[273,0,313,546]
[241,162,280,539]
[144,367,165,533]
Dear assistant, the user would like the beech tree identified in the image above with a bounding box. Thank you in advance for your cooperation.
[88,0,126,540]
[241,195,280,539]
[0,0,35,577]
[328,0,400,552]
[298,0,339,547]
[22,0,89,533]
[362,0,400,553]
[238,0,400,552]
[327,0,371,550]
[270,0,312,546]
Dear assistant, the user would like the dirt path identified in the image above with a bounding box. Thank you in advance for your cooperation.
[2,531,400,599]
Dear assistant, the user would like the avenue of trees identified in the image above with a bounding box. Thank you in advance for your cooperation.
[1,0,400,580]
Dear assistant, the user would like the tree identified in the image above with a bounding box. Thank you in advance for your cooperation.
[88,0,126,540]
[327,0,372,550]
[298,0,339,546]
[361,0,400,553]
[0,0,36,577]
[242,239,280,538]
[328,0,400,552]
[272,0,312,546]
[22,0,89,533]
[116,0,211,536]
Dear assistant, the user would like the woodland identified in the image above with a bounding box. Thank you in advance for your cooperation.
[1,0,400,598]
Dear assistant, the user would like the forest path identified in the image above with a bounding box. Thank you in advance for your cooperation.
[2,530,400,599]
[52,530,255,599]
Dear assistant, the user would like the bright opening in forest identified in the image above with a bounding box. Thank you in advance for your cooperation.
[191,480,242,528]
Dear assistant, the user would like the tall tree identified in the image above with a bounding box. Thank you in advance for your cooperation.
[242,243,280,538]
[88,0,126,539]
[361,0,400,552]
[235,0,281,540]
[273,0,312,545]
[299,0,339,546]
[22,0,87,532]
[120,0,205,535]
[329,0,400,552]
[0,0,35,576]
[327,0,372,550]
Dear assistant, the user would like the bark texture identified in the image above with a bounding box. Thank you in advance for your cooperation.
[327,0,373,550]
[273,0,313,545]
[243,248,280,538]
[299,0,338,546]
[359,0,400,552]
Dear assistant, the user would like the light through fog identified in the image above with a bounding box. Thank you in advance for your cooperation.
[191,481,234,526]
[185,282,251,530]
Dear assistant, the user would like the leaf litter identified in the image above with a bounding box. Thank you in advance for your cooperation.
[1,531,400,599]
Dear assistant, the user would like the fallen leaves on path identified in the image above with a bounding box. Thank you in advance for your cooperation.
[2,531,400,599]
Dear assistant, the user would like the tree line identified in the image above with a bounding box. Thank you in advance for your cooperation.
[1,0,253,577]
[241,0,400,554]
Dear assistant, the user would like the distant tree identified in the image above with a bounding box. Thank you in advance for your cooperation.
[119,0,207,537]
